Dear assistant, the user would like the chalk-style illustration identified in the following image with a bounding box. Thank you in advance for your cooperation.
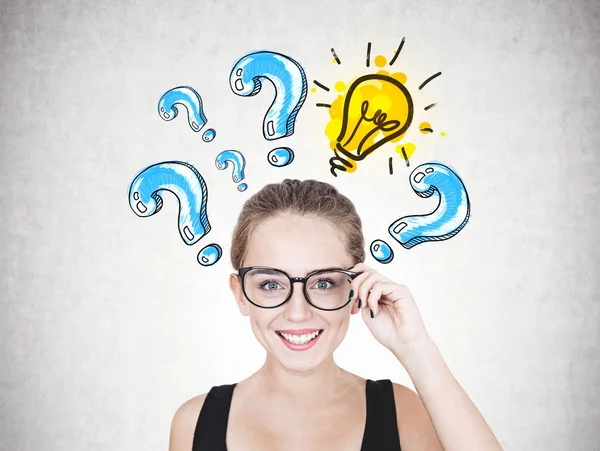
[158,86,216,142]
[229,51,307,140]
[215,150,247,192]
[197,243,222,267]
[330,48,342,65]
[388,162,470,249]
[314,40,444,176]
[267,147,295,167]
[396,144,414,167]
[128,161,211,246]
[202,129,216,142]
[329,73,414,175]
[419,122,433,134]
[370,239,394,264]
[418,71,442,90]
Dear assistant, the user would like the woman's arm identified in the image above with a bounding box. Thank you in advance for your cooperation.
[394,337,503,451]
[350,262,503,451]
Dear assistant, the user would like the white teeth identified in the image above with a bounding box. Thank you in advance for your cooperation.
[279,330,321,345]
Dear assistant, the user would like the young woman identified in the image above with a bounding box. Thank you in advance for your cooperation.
[169,179,503,451]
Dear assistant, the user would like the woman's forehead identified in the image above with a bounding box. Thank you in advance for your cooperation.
[243,214,352,270]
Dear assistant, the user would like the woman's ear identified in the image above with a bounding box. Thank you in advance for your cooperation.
[229,273,250,317]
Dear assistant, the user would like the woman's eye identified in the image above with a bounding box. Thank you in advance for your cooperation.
[313,279,334,290]
[260,280,282,291]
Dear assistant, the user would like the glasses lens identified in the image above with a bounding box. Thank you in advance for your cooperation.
[243,268,291,307]
[306,271,353,310]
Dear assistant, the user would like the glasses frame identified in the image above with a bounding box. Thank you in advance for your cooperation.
[237,266,360,311]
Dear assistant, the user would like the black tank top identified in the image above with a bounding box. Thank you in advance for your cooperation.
[192,378,402,450]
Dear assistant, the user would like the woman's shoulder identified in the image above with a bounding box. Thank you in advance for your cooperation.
[390,381,417,400]
[390,381,429,422]
[168,392,209,451]
[389,382,444,450]
[390,381,424,416]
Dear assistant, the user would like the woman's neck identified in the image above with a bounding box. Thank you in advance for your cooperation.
[249,355,355,405]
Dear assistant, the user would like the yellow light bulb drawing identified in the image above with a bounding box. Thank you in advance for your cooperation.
[326,73,414,176]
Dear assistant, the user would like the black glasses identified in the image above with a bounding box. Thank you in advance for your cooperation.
[237,266,359,311]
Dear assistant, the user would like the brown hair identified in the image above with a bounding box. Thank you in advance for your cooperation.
[230,179,365,269]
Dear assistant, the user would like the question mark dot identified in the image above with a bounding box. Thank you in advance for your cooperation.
[370,239,394,264]
[238,183,248,192]
[202,129,216,142]
[267,147,294,167]
[197,243,222,266]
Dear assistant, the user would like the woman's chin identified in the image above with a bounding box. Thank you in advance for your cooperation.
[269,334,327,370]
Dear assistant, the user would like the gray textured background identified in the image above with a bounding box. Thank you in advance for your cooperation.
[1,0,599,449]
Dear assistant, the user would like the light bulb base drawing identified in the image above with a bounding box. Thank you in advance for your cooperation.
[329,149,356,177]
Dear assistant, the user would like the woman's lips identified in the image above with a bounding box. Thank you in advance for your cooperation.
[276,329,323,351]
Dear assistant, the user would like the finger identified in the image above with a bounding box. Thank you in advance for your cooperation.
[356,271,381,314]
[350,266,395,311]
[347,270,369,302]
[366,281,401,316]
[349,268,374,309]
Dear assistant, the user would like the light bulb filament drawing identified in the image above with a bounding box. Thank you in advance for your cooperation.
[329,73,414,176]
[340,100,402,152]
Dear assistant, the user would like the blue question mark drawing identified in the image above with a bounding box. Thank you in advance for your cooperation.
[158,86,216,142]
[230,51,307,167]
[370,162,471,263]
[215,150,247,192]
[390,162,470,248]
[128,161,222,266]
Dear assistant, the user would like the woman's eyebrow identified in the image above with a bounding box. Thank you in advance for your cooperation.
[309,266,352,274]
[252,267,349,276]
[252,268,285,276]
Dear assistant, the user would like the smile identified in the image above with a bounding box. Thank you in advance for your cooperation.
[275,329,324,349]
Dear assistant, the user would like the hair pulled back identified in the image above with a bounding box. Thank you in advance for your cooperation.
[230,179,365,270]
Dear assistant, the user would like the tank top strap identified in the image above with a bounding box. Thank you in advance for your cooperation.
[192,383,236,451]
[360,379,402,451]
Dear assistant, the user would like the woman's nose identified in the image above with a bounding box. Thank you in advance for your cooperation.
[283,283,313,317]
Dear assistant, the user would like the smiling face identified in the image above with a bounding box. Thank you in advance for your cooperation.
[229,212,360,373]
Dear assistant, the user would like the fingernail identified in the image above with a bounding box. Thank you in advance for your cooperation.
[358,299,362,308]
[370,309,374,318]
[349,289,354,299]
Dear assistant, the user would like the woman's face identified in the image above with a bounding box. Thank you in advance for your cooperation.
[230,212,360,373]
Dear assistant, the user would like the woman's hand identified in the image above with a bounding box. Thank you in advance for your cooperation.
[349,264,504,451]
[350,262,432,359]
